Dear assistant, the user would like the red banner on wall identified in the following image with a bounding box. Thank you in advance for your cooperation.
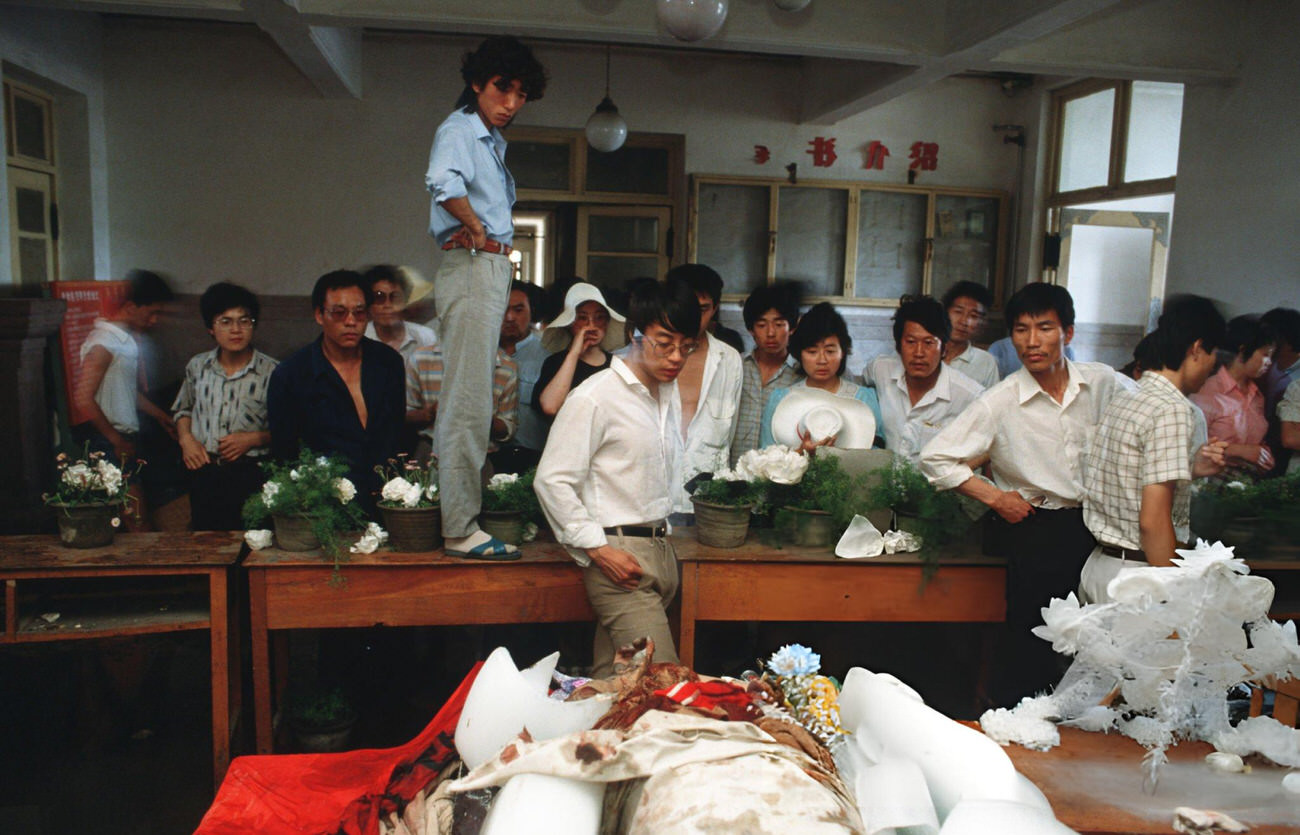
[48,280,130,426]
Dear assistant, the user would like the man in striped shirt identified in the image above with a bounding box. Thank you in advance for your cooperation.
[405,344,519,459]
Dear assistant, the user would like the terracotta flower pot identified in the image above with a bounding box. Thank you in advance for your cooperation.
[480,509,527,546]
[380,504,442,552]
[692,499,753,548]
[782,506,837,549]
[51,502,121,549]
[273,514,320,551]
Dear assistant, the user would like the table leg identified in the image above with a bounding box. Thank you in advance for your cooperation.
[208,567,231,789]
[249,568,273,754]
[678,562,698,669]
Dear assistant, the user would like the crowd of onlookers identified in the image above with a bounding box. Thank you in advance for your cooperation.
[73,267,1300,535]
[72,264,1300,693]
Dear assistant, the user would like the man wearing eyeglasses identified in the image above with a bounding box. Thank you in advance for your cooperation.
[535,279,701,675]
[425,36,547,558]
[862,295,985,465]
[172,282,279,530]
[268,270,406,515]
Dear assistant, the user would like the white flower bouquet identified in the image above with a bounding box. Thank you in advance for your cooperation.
[376,455,439,509]
[44,448,135,508]
[242,448,371,567]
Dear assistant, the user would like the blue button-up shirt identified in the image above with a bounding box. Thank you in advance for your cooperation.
[267,336,406,515]
[425,108,515,246]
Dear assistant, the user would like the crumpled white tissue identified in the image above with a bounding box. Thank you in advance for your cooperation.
[836,515,885,559]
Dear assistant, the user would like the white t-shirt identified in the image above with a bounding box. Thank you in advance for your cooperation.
[80,319,139,433]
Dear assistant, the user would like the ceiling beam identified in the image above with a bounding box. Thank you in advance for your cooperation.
[243,0,361,98]
[801,0,1127,124]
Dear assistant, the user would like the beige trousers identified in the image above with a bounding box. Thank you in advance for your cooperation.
[582,533,679,677]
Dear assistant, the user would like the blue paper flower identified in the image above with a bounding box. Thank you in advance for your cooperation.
[768,643,821,677]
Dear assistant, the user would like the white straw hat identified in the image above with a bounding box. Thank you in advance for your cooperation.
[541,283,628,353]
[770,387,877,450]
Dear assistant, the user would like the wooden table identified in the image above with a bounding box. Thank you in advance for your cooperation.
[245,541,594,753]
[0,532,242,788]
[673,529,1007,668]
[1001,725,1299,833]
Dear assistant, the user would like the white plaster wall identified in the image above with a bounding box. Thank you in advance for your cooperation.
[0,6,108,285]
[102,22,1029,296]
[1165,2,1299,315]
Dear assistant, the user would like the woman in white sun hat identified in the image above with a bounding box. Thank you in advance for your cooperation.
[534,282,628,417]
[760,301,883,452]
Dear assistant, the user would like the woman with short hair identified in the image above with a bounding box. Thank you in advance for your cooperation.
[759,302,883,452]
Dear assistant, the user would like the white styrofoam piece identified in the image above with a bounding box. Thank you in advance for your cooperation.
[480,773,605,835]
[854,758,940,835]
[839,668,1049,822]
[938,799,1079,834]
[454,647,612,770]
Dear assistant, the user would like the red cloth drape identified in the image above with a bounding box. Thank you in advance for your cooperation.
[196,663,481,835]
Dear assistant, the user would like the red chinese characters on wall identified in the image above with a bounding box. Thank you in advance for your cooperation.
[864,140,890,170]
[909,141,939,171]
[750,138,939,173]
[806,137,837,167]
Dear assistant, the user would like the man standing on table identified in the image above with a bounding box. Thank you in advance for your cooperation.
[535,279,701,676]
[425,36,546,559]
[920,282,1127,704]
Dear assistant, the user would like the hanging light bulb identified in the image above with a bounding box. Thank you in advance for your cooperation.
[585,46,627,153]
[773,0,811,10]
[655,0,728,42]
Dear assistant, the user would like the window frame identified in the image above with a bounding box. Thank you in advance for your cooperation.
[689,173,1007,308]
[1046,78,1178,209]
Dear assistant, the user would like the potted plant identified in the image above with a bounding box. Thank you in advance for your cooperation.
[690,476,761,549]
[242,448,371,568]
[866,458,973,579]
[761,447,857,549]
[287,686,357,752]
[375,455,441,552]
[43,448,139,548]
[1195,473,1300,558]
[690,446,799,548]
[480,469,542,546]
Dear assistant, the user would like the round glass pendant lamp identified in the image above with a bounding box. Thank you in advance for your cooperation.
[585,47,628,153]
[655,0,728,42]
[773,0,811,10]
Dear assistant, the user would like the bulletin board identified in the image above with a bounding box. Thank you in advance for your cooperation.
[48,280,129,426]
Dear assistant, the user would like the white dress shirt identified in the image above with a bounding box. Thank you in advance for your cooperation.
[673,332,743,513]
[946,344,1000,389]
[919,360,1126,509]
[364,321,438,362]
[866,354,985,464]
[535,357,680,566]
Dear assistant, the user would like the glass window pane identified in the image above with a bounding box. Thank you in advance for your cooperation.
[1124,81,1183,183]
[13,93,49,161]
[508,140,571,191]
[588,215,659,253]
[1058,88,1114,193]
[586,255,660,293]
[696,183,770,296]
[775,187,846,297]
[931,195,999,301]
[586,145,669,194]
[16,187,47,234]
[854,191,926,300]
[19,237,49,286]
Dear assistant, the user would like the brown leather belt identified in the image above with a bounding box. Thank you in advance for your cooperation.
[441,239,513,256]
[1099,543,1148,562]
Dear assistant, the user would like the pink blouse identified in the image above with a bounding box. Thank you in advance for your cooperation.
[1191,366,1268,446]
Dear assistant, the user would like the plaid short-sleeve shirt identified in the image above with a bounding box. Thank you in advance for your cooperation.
[1084,372,1196,549]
